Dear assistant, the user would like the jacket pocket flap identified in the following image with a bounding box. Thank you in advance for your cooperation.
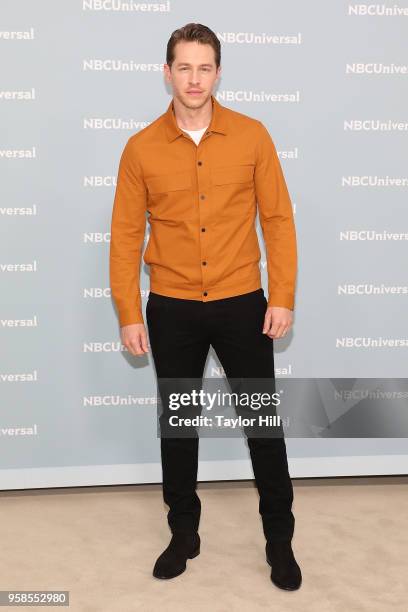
[146,172,191,194]
[212,165,254,185]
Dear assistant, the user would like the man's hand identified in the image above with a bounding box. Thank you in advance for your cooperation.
[120,323,150,356]
[262,306,293,339]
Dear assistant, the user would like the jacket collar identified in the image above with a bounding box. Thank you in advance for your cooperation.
[164,93,228,142]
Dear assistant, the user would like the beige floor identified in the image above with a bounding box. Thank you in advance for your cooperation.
[0,476,407,612]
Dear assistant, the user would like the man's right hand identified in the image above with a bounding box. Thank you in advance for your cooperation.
[120,323,150,356]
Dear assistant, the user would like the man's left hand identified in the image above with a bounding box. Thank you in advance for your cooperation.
[262,306,293,339]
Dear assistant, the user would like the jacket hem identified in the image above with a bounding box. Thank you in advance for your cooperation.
[149,276,263,302]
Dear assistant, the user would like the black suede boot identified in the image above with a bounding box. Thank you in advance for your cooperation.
[153,532,201,579]
[266,540,302,590]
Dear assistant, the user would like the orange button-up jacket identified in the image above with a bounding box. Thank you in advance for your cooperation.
[109,94,297,326]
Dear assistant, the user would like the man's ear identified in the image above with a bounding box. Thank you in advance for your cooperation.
[214,67,221,86]
[163,64,171,83]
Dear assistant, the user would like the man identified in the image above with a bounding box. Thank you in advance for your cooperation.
[109,23,301,590]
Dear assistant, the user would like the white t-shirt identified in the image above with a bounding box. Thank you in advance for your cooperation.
[181,125,209,146]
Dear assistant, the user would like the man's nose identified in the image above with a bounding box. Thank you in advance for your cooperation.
[189,72,201,84]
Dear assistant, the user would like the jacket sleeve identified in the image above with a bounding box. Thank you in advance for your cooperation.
[254,121,298,310]
[109,137,147,326]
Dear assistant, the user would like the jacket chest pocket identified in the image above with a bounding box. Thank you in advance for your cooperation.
[211,164,255,217]
[145,171,193,221]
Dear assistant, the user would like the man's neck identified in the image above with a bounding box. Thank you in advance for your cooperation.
[172,95,212,131]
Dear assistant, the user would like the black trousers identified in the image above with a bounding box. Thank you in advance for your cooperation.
[146,287,295,543]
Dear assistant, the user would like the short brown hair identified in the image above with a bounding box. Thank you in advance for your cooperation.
[166,23,221,69]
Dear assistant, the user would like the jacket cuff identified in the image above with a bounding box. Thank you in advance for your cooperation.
[267,292,295,310]
[118,308,145,327]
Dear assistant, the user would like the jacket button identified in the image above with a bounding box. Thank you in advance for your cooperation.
[201,227,205,232]
[198,161,202,166]
[200,194,205,200]
[203,292,208,296]
[202,261,207,265]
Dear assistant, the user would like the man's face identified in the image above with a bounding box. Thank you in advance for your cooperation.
[164,40,221,109]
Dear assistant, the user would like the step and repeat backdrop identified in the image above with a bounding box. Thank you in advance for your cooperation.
[1,1,407,490]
